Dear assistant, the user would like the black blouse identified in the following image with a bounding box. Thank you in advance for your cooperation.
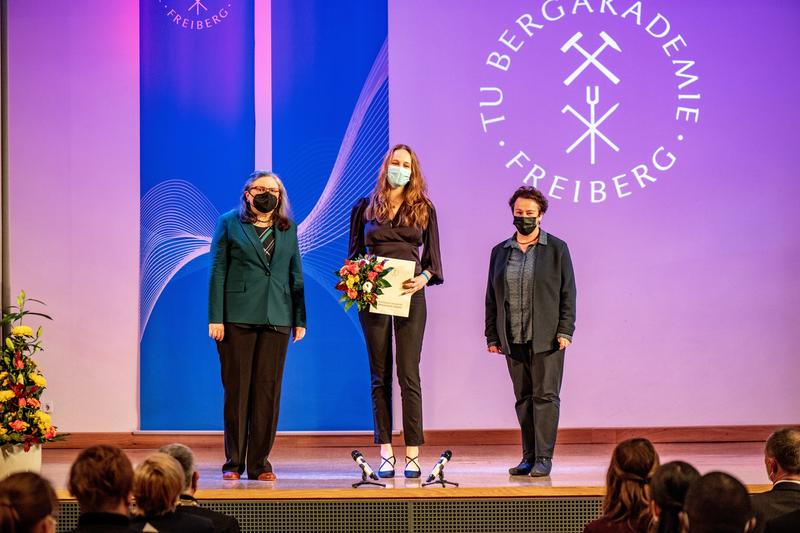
[348,197,443,285]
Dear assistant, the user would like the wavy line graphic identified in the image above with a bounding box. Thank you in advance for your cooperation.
[139,39,388,339]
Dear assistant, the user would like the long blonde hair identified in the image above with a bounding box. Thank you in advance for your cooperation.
[365,144,432,229]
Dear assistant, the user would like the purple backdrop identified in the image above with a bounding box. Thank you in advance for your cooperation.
[5,1,798,432]
[389,0,800,428]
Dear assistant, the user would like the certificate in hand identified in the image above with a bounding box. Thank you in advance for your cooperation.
[369,257,416,318]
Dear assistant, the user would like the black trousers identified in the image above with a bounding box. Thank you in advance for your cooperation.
[358,290,426,446]
[217,323,289,477]
[507,343,565,461]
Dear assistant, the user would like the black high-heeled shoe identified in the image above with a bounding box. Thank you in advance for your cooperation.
[378,455,396,478]
[404,455,421,478]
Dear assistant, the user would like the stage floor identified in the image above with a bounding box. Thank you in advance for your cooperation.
[44,442,770,500]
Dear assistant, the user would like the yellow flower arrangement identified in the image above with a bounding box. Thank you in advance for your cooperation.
[1,291,59,449]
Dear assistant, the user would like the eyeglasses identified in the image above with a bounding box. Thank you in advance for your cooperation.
[249,186,280,195]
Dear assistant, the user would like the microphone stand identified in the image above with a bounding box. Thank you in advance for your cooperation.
[352,471,386,489]
[422,468,459,488]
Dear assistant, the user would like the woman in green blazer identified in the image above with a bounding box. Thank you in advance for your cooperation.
[208,171,306,481]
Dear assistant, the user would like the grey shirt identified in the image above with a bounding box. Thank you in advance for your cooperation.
[503,231,571,346]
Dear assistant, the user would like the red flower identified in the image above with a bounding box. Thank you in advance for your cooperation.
[373,263,384,273]
[367,271,378,281]
[347,263,359,275]
[347,289,358,300]
[9,420,26,432]
[335,282,346,291]
[13,355,24,370]
[18,398,26,408]
[44,427,56,440]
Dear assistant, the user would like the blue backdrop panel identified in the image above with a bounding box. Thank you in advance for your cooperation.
[139,0,388,431]
[270,0,388,430]
[139,0,255,429]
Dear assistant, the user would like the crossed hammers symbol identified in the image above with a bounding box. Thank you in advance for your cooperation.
[561,31,622,86]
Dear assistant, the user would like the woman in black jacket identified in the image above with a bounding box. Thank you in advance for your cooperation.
[485,186,576,477]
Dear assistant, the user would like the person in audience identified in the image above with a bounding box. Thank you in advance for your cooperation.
[583,438,660,533]
[131,453,213,533]
[681,471,756,533]
[159,443,241,533]
[68,444,137,532]
[648,461,700,533]
[751,427,800,529]
[765,508,800,533]
[0,472,57,533]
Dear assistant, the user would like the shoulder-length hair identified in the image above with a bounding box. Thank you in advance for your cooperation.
[133,453,184,517]
[602,438,659,529]
[365,144,432,229]
[238,170,292,231]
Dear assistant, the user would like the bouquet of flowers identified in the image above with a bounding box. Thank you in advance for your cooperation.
[335,255,393,311]
[0,291,59,451]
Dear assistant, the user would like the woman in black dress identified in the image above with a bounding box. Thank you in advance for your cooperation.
[348,144,443,478]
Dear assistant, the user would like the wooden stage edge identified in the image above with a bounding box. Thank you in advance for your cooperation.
[51,485,775,502]
[47,425,793,449]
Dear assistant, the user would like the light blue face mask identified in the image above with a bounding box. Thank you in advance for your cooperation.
[387,166,411,188]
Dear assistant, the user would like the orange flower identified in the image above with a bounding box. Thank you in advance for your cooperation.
[44,427,56,439]
[367,271,377,281]
[347,289,357,299]
[9,420,27,432]
[27,398,40,409]
[18,398,26,408]
[373,263,384,273]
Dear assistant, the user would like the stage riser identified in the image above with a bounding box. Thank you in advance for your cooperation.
[55,498,604,533]
[46,425,789,449]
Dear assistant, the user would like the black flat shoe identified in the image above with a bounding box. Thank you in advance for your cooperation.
[529,457,552,477]
[378,455,396,478]
[508,460,534,476]
[404,455,421,478]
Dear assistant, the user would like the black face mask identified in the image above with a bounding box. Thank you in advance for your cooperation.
[513,216,538,236]
[252,192,278,214]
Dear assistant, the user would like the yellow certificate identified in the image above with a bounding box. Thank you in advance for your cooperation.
[369,257,416,318]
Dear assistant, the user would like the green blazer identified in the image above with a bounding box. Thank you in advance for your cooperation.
[208,209,306,328]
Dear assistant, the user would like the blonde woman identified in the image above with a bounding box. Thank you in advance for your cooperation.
[132,453,213,532]
[208,171,307,481]
[348,144,443,478]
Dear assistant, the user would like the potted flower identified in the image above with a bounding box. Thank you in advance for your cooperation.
[0,291,59,478]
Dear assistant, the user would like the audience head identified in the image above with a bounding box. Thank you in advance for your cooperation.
[68,445,133,514]
[764,427,800,482]
[158,443,198,494]
[682,472,755,533]
[0,472,57,533]
[603,438,660,529]
[133,453,184,517]
[649,461,701,533]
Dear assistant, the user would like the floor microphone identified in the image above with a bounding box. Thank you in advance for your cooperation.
[426,450,453,482]
[351,450,379,480]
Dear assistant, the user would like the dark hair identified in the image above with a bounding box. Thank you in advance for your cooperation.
[650,461,700,533]
[68,445,133,513]
[602,438,659,529]
[0,472,57,533]
[238,170,292,231]
[508,186,548,214]
[683,472,753,533]
[765,427,800,475]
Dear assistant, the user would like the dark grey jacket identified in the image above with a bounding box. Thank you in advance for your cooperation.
[485,230,576,357]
